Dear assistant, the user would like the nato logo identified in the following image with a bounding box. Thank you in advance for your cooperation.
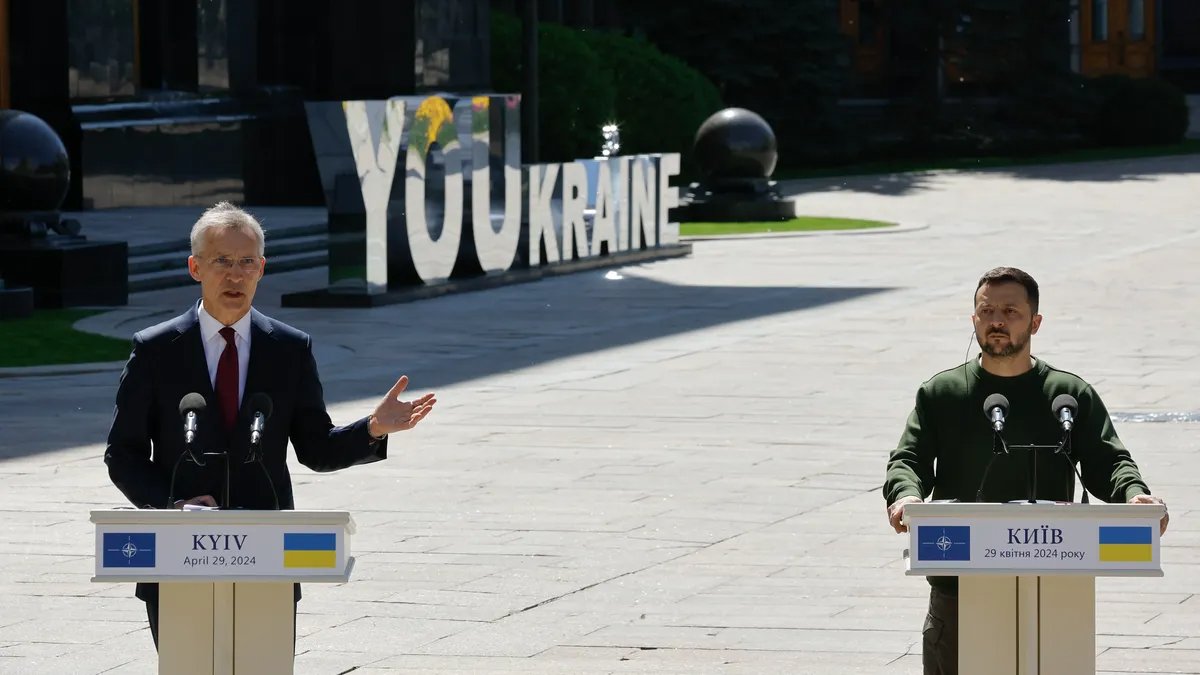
[103,533,156,568]
[917,526,971,561]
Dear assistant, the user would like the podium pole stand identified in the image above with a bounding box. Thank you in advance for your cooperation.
[904,502,1163,675]
[91,509,356,675]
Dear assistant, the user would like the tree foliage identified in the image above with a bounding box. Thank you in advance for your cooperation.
[492,11,722,164]
[617,0,850,164]
[492,12,615,162]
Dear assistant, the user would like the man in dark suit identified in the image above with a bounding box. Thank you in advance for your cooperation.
[104,201,436,647]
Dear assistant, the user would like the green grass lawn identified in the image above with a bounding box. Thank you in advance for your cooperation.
[680,216,893,237]
[0,309,131,368]
[775,139,1200,181]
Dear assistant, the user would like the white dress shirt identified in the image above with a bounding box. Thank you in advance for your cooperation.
[197,303,252,408]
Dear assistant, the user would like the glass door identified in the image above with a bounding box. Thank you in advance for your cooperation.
[839,0,889,90]
[1082,0,1156,76]
[0,0,9,108]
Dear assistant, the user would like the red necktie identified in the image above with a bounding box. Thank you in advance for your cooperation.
[216,326,239,431]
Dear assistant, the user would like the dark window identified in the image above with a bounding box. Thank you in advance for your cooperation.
[197,0,229,90]
[1092,0,1109,42]
[67,0,136,99]
[859,0,879,46]
[1128,0,1146,41]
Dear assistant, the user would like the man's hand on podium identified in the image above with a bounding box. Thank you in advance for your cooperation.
[173,495,218,509]
[887,495,923,533]
[368,375,437,440]
[1128,494,1169,535]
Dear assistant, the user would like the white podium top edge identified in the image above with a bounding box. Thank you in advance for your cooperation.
[93,556,357,584]
[904,502,1165,520]
[90,509,357,533]
[91,573,352,583]
[905,567,1164,578]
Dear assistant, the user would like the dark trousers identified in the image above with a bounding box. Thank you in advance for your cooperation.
[923,587,959,675]
[146,597,297,651]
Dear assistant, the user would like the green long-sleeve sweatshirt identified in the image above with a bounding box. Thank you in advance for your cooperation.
[884,357,1150,594]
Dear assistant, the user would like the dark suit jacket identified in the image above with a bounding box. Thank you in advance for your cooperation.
[104,303,387,601]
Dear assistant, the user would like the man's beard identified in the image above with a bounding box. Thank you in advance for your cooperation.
[978,330,1027,358]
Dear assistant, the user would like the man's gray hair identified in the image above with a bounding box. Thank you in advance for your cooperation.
[190,201,266,256]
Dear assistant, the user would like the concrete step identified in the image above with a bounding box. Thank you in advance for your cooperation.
[129,251,328,293]
[126,222,327,257]
[127,223,328,293]
[128,234,327,275]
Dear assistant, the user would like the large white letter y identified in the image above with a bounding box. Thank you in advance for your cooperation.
[343,99,404,293]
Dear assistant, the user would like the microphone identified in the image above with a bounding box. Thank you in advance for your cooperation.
[975,394,1011,501]
[1051,393,1088,503]
[983,394,1009,433]
[179,393,206,446]
[245,393,280,509]
[1052,394,1077,432]
[248,393,273,450]
[170,393,208,507]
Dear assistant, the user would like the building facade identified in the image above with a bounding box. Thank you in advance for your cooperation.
[0,0,490,210]
[837,0,1200,93]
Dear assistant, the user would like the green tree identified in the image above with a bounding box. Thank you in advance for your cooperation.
[619,0,850,166]
[492,11,722,164]
[492,12,616,162]
[578,30,722,167]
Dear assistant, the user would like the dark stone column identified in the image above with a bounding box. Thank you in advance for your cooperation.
[138,0,199,91]
[7,0,82,209]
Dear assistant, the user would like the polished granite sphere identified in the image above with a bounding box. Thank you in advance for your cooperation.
[692,108,778,181]
[0,110,70,212]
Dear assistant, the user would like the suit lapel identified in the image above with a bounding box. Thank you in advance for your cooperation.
[171,304,218,412]
[240,308,276,424]
[170,303,226,450]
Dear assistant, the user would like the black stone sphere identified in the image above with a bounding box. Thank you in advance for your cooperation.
[692,108,778,182]
[0,110,70,212]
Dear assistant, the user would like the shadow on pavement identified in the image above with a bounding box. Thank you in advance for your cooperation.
[345,276,893,393]
[782,153,1200,197]
[0,273,894,461]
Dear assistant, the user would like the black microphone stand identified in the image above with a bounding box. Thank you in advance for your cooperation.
[200,449,232,509]
[246,440,280,510]
[975,430,1008,502]
[168,431,206,508]
[1006,442,1066,503]
[1054,428,1089,504]
[167,451,191,508]
[244,404,281,510]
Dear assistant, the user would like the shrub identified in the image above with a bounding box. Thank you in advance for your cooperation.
[492,12,614,162]
[492,12,722,164]
[578,30,723,168]
[1087,75,1189,147]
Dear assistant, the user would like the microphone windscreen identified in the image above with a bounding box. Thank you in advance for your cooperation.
[249,392,273,420]
[179,392,207,417]
[983,393,1010,416]
[1052,394,1078,417]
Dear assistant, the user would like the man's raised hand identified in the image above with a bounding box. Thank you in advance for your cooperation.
[368,375,436,438]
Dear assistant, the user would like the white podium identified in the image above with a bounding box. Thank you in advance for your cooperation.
[904,502,1164,675]
[92,509,355,675]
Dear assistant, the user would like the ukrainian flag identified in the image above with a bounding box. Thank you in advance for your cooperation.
[1098,526,1153,562]
[284,533,337,568]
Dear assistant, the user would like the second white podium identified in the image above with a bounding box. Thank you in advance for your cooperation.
[92,509,356,675]
[904,502,1163,675]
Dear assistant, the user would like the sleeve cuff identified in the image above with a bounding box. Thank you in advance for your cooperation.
[1125,486,1150,501]
[891,488,923,504]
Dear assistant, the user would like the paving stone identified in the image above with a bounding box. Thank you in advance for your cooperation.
[1,156,1198,672]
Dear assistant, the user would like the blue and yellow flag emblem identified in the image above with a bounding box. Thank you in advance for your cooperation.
[1098,526,1152,562]
[283,533,337,568]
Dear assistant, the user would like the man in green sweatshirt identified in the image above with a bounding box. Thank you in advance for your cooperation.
[883,266,1169,675]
